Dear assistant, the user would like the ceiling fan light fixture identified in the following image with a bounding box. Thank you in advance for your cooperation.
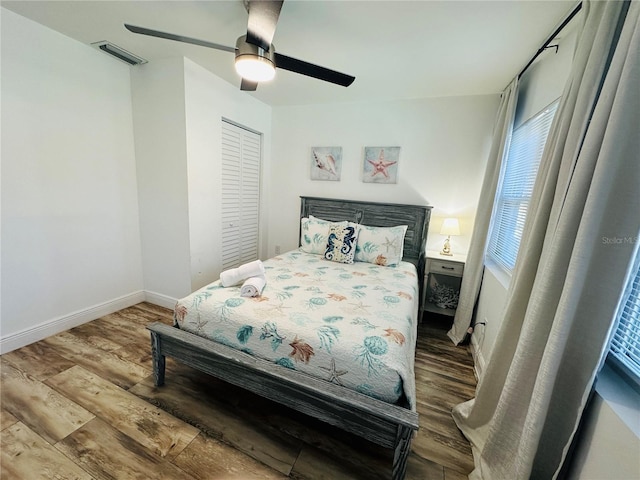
[124,1,356,90]
[235,55,276,82]
[234,35,276,83]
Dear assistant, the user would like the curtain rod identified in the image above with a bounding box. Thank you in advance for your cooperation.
[518,2,583,79]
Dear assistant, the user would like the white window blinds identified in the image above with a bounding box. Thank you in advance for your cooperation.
[610,258,640,381]
[487,100,559,272]
[221,121,261,271]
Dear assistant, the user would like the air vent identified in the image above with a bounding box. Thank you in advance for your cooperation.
[91,41,147,66]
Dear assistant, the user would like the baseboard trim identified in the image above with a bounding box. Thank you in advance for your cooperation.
[144,291,178,309]
[0,291,146,354]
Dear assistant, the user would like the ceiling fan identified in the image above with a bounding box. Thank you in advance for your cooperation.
[124,0,355,92]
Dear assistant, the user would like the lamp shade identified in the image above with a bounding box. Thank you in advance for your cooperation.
[440,218,460,236]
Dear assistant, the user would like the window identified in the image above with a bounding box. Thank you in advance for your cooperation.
[609,255,640,389]
[487,100,559,273]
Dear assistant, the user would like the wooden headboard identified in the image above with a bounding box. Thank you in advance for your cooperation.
[300,196,432,306]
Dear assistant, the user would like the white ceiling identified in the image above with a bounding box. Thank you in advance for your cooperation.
[1,0,578,106]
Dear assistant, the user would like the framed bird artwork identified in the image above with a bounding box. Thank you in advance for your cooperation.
[363,146,400,184]
[310,147,342,181]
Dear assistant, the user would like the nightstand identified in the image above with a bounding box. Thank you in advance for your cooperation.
[423,250,467,318]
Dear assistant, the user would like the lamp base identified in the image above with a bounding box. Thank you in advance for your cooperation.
[440,236,453,256]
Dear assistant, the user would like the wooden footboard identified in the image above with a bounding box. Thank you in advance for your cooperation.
[148,322,419,480]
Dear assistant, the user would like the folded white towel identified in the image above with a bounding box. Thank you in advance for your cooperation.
[240,275,266,297]
[220,260,265,287]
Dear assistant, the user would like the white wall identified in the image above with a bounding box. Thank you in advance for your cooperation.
[131,56,272,304]
[468,267,509,376]
[571,396,640,479]
[1,8,143,352]
[269,95,500,256]
[183,58,272,291]
[130,57,193,303]
[567,365,640,480]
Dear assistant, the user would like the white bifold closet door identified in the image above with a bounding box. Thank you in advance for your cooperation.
[221,120,261,271]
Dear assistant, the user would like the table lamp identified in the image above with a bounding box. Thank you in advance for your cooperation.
[440,218,460,256]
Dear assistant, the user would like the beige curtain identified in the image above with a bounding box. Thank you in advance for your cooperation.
[452,1,640,478]
[447,78,519,345]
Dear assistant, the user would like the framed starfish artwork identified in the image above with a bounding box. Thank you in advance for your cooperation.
[310,147,342,181]
[363,146,400,184]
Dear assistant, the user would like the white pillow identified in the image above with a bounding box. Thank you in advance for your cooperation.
[300,216,347,255]
[355,224,408,266]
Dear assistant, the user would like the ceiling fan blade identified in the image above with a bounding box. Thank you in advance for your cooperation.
[274,53,355,87]
[124,24,236,53]
[245,0,284,51]
[240,78,259,91]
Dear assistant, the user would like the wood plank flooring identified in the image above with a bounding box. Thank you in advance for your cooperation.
[0,303,476,480]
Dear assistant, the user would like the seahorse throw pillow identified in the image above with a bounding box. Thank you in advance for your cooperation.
[300,216,347,255]
[324,223,360,264]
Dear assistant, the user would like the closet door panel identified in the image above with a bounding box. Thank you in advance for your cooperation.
[221,121,261,271]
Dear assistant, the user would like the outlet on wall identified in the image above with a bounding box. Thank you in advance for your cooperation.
[275,245,281,255]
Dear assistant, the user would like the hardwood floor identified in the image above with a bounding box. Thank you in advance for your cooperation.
[1,303,476,480]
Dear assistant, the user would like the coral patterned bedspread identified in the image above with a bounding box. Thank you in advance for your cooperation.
[174,249,419,409]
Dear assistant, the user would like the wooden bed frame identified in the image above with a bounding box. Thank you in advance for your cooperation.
[147,196,432,479]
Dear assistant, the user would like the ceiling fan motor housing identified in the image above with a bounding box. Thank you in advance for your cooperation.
[235,35,276,81]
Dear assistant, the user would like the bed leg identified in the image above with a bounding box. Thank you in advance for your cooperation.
[150,331,166,387]
[392,425,413,480]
